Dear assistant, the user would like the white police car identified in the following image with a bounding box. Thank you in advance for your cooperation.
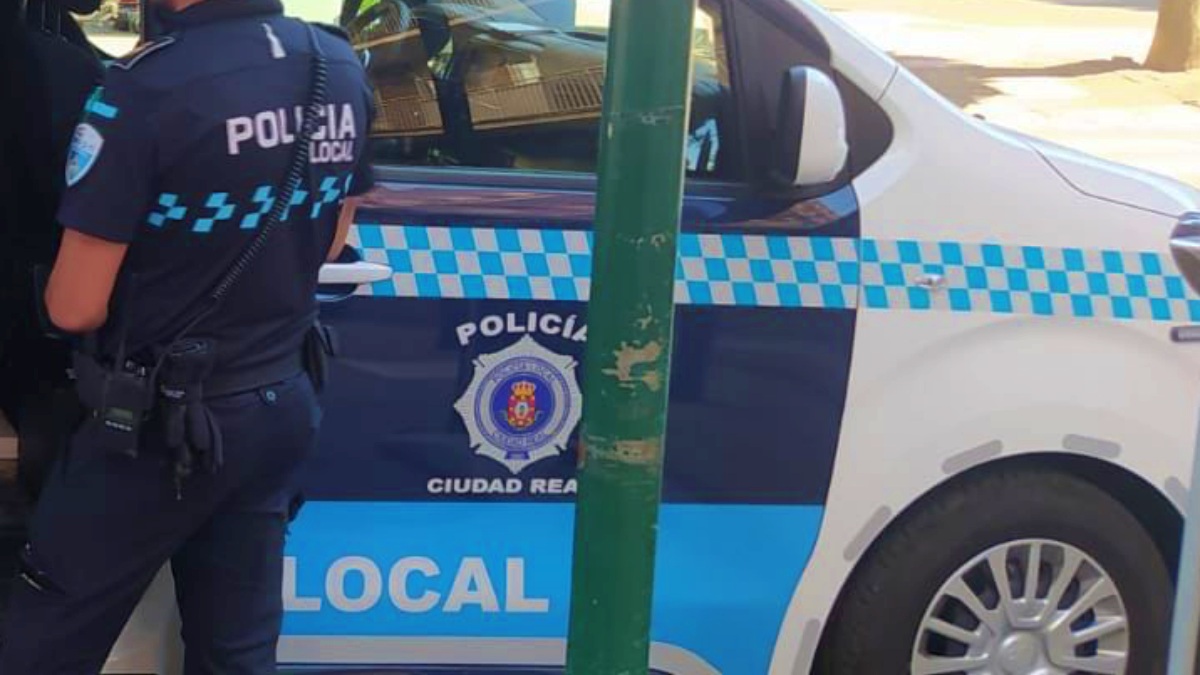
[14,0,1200,672]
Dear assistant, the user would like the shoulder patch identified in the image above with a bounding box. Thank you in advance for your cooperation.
[66,123,104,187]
[312,22,351,42]
[111,36,177,71]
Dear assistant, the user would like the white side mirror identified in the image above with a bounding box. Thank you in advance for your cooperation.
[772,66,850,187]
[1170,213,1200,296]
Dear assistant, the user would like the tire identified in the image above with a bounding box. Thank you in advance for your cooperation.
[818,467,1172,674]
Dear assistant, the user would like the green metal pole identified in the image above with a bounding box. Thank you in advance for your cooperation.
[565,1,698,674]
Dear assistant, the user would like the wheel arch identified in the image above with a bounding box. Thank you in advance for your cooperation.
[812,450,1183,666]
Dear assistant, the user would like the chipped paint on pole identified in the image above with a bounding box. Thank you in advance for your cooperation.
[564,0,698,674]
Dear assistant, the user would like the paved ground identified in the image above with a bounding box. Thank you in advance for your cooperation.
[823,0,1200,187]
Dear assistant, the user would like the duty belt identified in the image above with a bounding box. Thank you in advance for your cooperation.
[72,342,308,498]
[195,354,306,400]
[159,342,309,494]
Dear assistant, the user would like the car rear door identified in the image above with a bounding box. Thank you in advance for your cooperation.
[281,1,864,672]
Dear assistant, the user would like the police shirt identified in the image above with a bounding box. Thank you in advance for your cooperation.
[59,0,374,374]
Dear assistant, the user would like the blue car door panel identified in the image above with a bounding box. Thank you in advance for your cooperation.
[283,173,860,674]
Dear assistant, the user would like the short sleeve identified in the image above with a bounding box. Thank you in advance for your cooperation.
[346,86,376,197]
[56,75,158,244]
[347,137,375,197]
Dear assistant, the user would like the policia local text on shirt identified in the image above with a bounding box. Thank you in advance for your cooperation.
[0,0,375,672]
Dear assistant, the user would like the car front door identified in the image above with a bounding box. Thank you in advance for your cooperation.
[281,1,866,672]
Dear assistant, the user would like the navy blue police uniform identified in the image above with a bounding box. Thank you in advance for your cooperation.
[0,1,374,672]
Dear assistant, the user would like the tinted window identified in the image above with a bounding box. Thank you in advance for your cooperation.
[341,0,738,180]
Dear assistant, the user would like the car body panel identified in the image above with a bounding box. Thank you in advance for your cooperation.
[101,0,1200,673]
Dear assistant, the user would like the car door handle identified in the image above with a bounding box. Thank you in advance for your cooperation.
[318,261,393,286]
[913,273,947,292]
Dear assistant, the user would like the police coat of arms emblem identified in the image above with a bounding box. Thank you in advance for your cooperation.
[454,335,583,474]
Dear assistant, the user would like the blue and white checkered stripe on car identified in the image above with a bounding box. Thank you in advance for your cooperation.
[350,225,1200,323]
[351,225,859,309]
[861,239,1199,321]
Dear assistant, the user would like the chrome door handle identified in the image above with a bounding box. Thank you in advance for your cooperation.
[318,261,393,286]
[913,273,947,292]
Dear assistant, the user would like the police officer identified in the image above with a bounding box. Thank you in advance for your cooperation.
[0,0,374,672]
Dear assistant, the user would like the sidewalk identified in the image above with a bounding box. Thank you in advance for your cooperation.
[823,0,1200,187]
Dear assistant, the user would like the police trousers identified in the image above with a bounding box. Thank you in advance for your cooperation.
[0,373,320,675]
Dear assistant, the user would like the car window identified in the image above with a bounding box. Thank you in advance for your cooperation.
[341,0,738,180]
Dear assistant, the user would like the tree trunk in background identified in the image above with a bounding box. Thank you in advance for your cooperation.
[1146,0,1200,71]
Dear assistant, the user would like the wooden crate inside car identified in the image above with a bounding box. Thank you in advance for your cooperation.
[373,81,443,136]
[469,65,604,130]
[346,0,414,46]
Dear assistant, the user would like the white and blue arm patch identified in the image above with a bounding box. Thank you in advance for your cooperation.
[65,123,104,187]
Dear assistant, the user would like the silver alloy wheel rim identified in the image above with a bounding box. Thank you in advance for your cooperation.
[911,538,1130,675]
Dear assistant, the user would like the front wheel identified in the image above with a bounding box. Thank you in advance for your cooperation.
[819,468,1172,674]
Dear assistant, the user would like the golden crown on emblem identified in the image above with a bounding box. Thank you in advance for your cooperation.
[512,381,538,398]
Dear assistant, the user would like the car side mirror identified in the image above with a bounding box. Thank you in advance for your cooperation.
[1170,213,1200,296]
[771,66,850,188]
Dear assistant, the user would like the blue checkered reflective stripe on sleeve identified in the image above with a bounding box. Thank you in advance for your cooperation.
[349,225,1200,323]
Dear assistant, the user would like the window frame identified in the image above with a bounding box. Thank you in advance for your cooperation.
[373,164,754,199]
